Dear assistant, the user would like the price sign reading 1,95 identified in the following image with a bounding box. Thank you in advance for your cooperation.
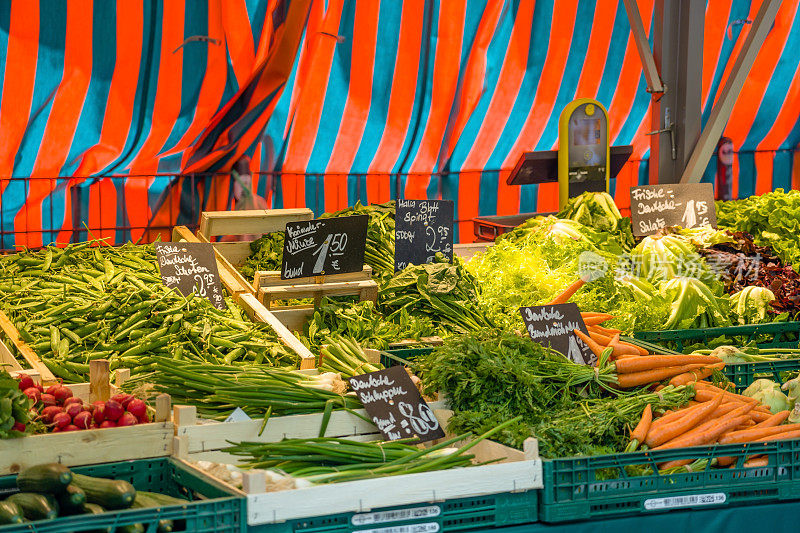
[281,215,368,280]
[349,366,445,443]
[395,199,454,271]
[630,183,717,236]
[154,242,227,310]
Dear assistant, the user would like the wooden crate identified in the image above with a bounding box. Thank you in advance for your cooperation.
[0,359,173,475]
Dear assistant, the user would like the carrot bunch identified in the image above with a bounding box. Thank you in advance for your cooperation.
[627,381,797,469]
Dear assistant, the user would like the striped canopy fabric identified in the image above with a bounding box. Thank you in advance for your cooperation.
[0,0,798,248]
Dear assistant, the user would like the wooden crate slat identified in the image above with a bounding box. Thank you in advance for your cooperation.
[0,310,57,383]
[253,266,374,289]
[262,280,378,302]
[199,208,313,238]
[0,338,24,373]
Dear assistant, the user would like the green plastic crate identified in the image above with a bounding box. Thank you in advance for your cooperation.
[633,322,800,352]
[721,359,800,392]
[380,347,433,368]
[0,457,245,533]
[248,490,538,533]
[540,439,800,523]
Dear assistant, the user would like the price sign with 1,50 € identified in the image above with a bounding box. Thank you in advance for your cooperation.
[281,215,369,280]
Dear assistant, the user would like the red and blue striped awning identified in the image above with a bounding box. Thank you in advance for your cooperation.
[0,0,798,247]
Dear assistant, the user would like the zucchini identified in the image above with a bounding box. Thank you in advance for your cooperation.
[71,474,135,510]
[81,503,112,533]
[16,463,72,494]
[116,524,145,533]
[131,494,174,533]
[7,492,58,521]
[57,484,87,514]
[0,500,24,525]
[135,491,187,506]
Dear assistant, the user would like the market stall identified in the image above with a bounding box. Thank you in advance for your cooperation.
[0,188,798,532]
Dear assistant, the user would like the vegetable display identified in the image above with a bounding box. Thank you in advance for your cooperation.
[0,370,33,438]
[0,241,297,381]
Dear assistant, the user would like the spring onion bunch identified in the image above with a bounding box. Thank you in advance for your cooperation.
[319,335,383,377]
[137,358,361,419]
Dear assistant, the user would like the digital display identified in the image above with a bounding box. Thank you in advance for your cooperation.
[573,119,601,146]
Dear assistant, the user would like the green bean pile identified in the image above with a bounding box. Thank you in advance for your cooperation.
[0,241,298,382]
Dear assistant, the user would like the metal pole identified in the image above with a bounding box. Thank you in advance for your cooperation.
[622,0,664,94]
[680,0,782,183]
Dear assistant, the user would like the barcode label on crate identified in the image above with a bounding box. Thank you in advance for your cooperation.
[352,506,441,526]
[354,524,440,533]
[644,492,726,510]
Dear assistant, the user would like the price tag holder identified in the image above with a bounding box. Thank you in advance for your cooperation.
[154,242,227,310]
[519,303,595,365]
[630,183,717,236]
[281,215,369,280]
[394,199,454,271]
[349,366,445,443]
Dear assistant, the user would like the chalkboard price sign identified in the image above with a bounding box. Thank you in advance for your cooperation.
[630,183,717,236]
[519,303,595,365]
[281,215,369,280]
[395,199,454,271]
[349,366,445,443]
[154,242,227,310]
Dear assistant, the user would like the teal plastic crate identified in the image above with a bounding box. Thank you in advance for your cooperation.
[380,347,433,368]
[540,439,800,523]
[721,359,800,392]
[633,322,800,352]
[0,457,245,532]
[249,490,538,533]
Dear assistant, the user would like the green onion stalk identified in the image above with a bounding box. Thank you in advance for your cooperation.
[133,358,362,420]
[224,416,523,484]
[319,335,383,377]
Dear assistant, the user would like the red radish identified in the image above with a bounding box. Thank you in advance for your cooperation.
[111,393,134,408]
[73,411,92,430]
[17,374,34,391]
[99,420,116,429]
[126,399,147,419]
[52,387,73,404]
[52,412,71,429]
[62,425,79,432]
[35,383,44,393]
[116,412,137,427]
[40,394,56,407]
[104,400,124,421]
[65,403,82,419]
[51,427,61,433]
[63,397,83,407]
[93,405,106,425]
[22,387,40,403]
[41,406,64,423]
[11,422,25,432]
[136,414,150,424]
[45,385,59,395]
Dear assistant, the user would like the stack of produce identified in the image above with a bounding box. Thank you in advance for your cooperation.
[0,462,187,528]
[318,335,383,377]
[0,370,33,438]
[0,242,297,382]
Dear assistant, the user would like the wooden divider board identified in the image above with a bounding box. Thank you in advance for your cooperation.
[0,310,57,383]
[172,226,316,368]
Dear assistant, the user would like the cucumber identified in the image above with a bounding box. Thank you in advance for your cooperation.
[0,500,24,525]
[71,474,135,510]
[135,491,188,506]
[57,484,87,514]
[16,463,73,494]
[131,494,174,533]
[7,493,58,521]
[81,503,112,533]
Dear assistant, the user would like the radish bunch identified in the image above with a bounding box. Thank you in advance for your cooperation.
[15,375,149,433]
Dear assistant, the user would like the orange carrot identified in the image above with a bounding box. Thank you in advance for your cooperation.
[656,402,754,447]
[617,364,708,389]
[655,414,752,450]
[645,392,723,447]
[608,333,640,358]
[752,410,790,428]
[549,278,587,305]
[718,423,800,444]
[756,429,800,442]
[743,456,769,468]
[583,315,614,326]
[694,389,758,406]
[658,459,694,470]
[581,311,614,319]
[750,410,771,423]
[573,329,605,360]
[630,405,653,444]
[588,329,611,346]
[614,355,722,374]
[669,362,725,387]
[589,324,623,336]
